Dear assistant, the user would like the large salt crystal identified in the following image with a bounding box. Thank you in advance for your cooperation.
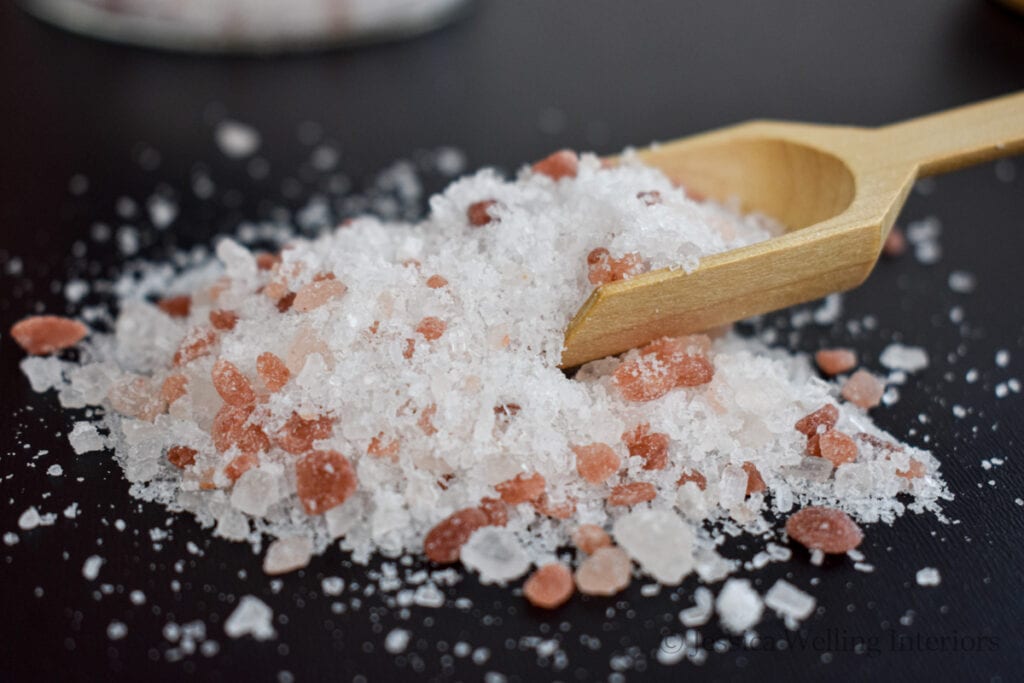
[717,464,748,509]
[224,595,275,640]
[764,579,816,622]
[459,527,531,585]
[612,509,694,585]
[716,578,763,633]
[230,467,283,517]
[68,421,105,454]
[263,537,313,575]
[20,356,68,393]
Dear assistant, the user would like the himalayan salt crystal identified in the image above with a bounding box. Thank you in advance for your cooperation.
[785,506,864,554]
[637,190,662,206]
[426,274,448,289]
[818,430,858,466]
[572,443,621,484]
[613,355,676,402]
[805,432,823,457]
[416,317,446,341]
[815,348,857,376]
[293,279,347,312]
[274,412,333,455]
[403,338,416,359]
[418,404,438,436]
[173,328,217,366]
[294,450,357,515]
[11,316,88,355]
[532,494,576,519]
[574,546,632,596]
[896,458,927,479]
[255,252,281,270]
[367,433,400,460]
[495,472,546,504]
[622,423,670,470]
[466,200,498,227]
[159,374,188,405]
[224,452,259,482]
[614,337,714,402]
[794,404,839,436]
[256,352,290,392]
[212,359,256,407]
[742,462,766,495]
[423,507,489,564]
[586,248,647,285]
[531,149,578,181]
[572,524,612,554]
[108,376,165,421]
[212,403,268,455]
[479,497,509,527]
[209,309,239,331]
[167,445,197,469]
[156,295,191,318]
[523,563,574,609]
[841,370,885,409]
[608,482,657,506]
[676,468,707,490]
[276,291,297,313]
[882,226,907,258]
[493,403,521,422]
[857,432,902,452]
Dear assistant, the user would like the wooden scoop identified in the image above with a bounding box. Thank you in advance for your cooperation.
[560,91,1024,368]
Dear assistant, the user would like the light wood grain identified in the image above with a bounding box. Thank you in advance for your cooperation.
[560,91,1024,368]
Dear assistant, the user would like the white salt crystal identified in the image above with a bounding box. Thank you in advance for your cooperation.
[321,577,345,596]
[413,583,445,608]
[764,579,816,622]
[679,586,714,627]
[947,271,976,293]
[915,567,941,587]
[880,344,929,373]
[460,528,530,585]
[47,464,63,476]
[995,350,1010,368]
[107,621,128,640]
[224,595,275,640]
[3,533,18,546]
[231,468,282,517]
[68,422,104,454]
[263,537,313,575]
[716,579,763,634]
[82,555,104,580]
[20,356,67,393]
[147,195,178,229]
[613,509,694,585]
[717,465,749,509]
[18,507,41,530]
[215,121,261,159]
[384,628,411,654]
[215,238,258,281]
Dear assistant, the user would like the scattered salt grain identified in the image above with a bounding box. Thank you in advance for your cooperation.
[764,579,816,622]
[460,527,531,585]
[107,621,128,641]
[18,507,41,531]
[224,596,275,641]
[321,577,345,596]
[46,464,63,477]
[716,579,763,634]
[262,537,313,575]
[947,270,976,293]
[880,344,929,373]
[384,628,411,654]
[68,422,104,454]
[995,350,1010,368]
[679,586,714,627]
[215,121,261,159]
[82,555,104,581]
[613,509,694,585]
[916,567,941,587]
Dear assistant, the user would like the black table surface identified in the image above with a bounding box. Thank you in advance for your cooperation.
[2,1,1023,681]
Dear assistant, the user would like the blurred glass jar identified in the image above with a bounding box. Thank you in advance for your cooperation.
[23,0,472,53]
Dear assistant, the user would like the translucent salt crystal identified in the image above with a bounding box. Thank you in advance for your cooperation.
[764,579,816,622]
[675,482,709,520]
[841,370,885,409]
[215,121,261,159]
[384,628,411,654]
[785,456,834,483]
[716,578,763,634]
[231,467,282,516]
[82,554,104,580]
[321,577,345,596]
[613,509,694,585]
[679,586,714,627]
[413,583,445,608]
[293,279,347,312]
[572,443,620,483]
[880,344,928,373]
[818,430,858,466]
[574,547,632,596]
[18,507,41,530]
[915,567,941,587]
[215,238,258,281]
[20,356,67,392]
[47,464,63,477]
[459,527,531,585]
[607,482,657,506]
[224,595,275,640]
[263,537,313,575]
[717,464,748,509]
[68,422,105,454]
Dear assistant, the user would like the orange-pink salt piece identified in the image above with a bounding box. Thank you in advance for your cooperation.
[173,328,217,366]
[209,309,239,331]
[275,291,297,313]
[532,494,576,520]
[819,430,858,466]
[293,278,347,312]
[805,432,823,457]
[160,374,188,405]
[167,445,197,469]
[896,458,927,479]
[157,295,191,318]
[531,149,579,181]
[418,404,438,436]
[742,461,767,495]
[224,452,259,482]
[403,338,416,359]
[211,403,267,454]
[572,524,612,554]
[794,404,839,436]
[573,443,621,484]
[841,370,885,409]
[815,348,857,376]
[423,507,489,564]
[275,412,334,455]
[574,546,632,596]
[426,274,448,289]
[367,433,400,460]
[622,423,670,470]
[295,449,357,515]
[467,199,498,227]
[495,472,546,504]
[211,359,256,407]
[586,248,647,285]
[785,506,864,553]
[882,226,907,258]
[108,376,165,421]
[10,316,88,355]
[676,468,707,490]
[256,352,290,392]
[416,317,446,341]
[255,252,282,270]
[479,497,509,527]
[523,563,574,609]
[607,482,657,506]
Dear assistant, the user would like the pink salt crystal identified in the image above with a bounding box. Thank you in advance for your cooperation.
[572,524,612,554]
[479,497,509,527]
[586,248,647,285]
[156,295,191,318]
[212,359,256,407]
[295,450,357,515]
[426,274,448,289]
[284,326,333,373]
[574,546,632,596]
[805,432,823,457]
[495,472,546,504]
[224,452,258,483]
[607,482,657,507]
[212,403,256,452]
[209,309,238,331]
[10,315,88,355]
[160,374,188,405]
[673,354,714,387]
[167,445,197,469]
[467,200,498,227]
[235,422,271,456]
[275,291,297,313]
[815,348,857,376]
[255,252,281,270]
[403,338,416,359]
[572,443,621,484]
[367,433,400,460]
[256,352,290,392]
[292,279,347,312]
[274,412,333,455]
[531,149,578,181]
[896,458,927,479]
[418,404,438,436]
[532,494,576,519]
[676,468,707,490]
[423,507,489,564]
[794,404,839,437]
[882,226,907,258]
[841,369,885,409]
[818,430,858,466]
[856,432,902,452]
[416,317,446,341]
[173,328,217,366]
[523,563,574,609]
[742,461,767,495]
[108,376,165,421]
[613,355,677,402]
[622,423,670,470]
[785,506,863,554]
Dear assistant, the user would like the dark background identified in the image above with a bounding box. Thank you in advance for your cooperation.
[2,1,1023,681]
